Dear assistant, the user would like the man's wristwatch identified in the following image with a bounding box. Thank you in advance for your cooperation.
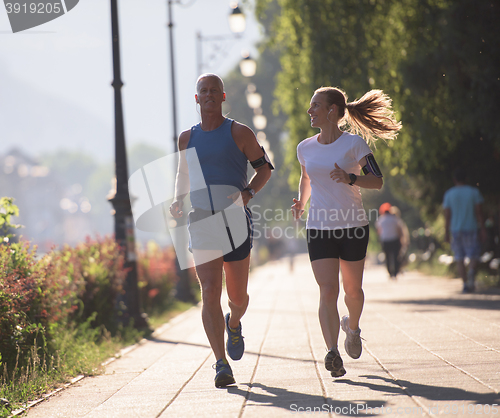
[348,173,357,186]
[243,187,255,198]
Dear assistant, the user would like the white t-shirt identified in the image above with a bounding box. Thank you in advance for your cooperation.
[375,214,403,241]
[297,132,372,230]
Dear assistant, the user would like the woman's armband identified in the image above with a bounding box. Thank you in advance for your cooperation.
[361,154,383,177]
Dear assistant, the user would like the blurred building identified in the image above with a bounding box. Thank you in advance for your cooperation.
[0,148,93,252]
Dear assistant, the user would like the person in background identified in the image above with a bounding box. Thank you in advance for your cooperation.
[376,202,408,279]
[390,205,410,270]
[443,168,486,293]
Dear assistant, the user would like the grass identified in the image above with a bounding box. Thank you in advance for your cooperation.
[0,322,141,417]
[406,251,500,291]
[0,301,196,417]
[407,258,453,278]
[146,300,196,330]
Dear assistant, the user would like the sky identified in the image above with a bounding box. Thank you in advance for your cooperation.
[0,0,263,161]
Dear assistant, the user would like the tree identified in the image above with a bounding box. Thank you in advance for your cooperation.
[0,197,21,242]
[256,0,500,219]
[387,0,500,218]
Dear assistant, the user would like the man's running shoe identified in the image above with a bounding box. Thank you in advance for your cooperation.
[225,313,245,360]
[324,348,346,377]
[340,315,362,359]
[213,358,235,388]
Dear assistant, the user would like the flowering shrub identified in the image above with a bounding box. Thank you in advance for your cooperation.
[136,242,179,315]
[0,236,183,378]
[43,236,127,331]
[0,242,48,368]
[0,236,126,372]
[0,197,193,413]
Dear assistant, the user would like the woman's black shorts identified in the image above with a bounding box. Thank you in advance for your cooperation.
[307,225,369,262]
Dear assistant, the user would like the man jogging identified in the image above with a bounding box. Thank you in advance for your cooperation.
[169,73,272,387]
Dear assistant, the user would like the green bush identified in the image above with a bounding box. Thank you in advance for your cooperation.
[43,236,127,332]
[0,241,48,372]
[0,197,184,414]
[137,242,178,316]
[0,236,126,376]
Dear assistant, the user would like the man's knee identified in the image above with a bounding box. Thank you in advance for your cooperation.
[200,281,222,303]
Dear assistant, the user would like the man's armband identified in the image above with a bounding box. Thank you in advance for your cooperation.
[250,146,275,170]
[361,153,383,178]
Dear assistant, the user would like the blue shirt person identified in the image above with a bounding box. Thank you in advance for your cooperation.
[443,168,486,292]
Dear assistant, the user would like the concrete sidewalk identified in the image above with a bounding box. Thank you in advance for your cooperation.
[25,255,500,417]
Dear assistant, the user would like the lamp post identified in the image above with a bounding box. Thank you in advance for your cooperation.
[109,0,148,329]
[246,83,262,109]
[195,3,253,77]
[239,51,257,78]
[167,0,179,153]
[246,84,267,131]
[228,2,246,33]
[167,0,195,303]
[245,82,272,160]
[166,2,252,302]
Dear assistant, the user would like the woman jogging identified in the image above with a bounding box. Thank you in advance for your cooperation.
[291,87,401,377]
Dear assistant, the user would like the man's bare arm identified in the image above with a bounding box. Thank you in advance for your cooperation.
[170,130,190,218]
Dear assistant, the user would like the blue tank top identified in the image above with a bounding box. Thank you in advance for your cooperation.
[186,118,248,211]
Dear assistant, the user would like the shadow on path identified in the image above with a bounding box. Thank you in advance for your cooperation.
[227,382,389,416]
[146,337,316,364]
[344,375,500,404]
[374,296,500,311]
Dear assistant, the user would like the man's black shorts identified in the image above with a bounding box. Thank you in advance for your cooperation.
[307,225,369,262]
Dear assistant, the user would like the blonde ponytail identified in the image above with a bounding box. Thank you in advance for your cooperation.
[345,90,401,144]
[314,87,402,145]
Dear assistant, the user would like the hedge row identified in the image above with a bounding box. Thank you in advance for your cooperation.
[0,236,180,379]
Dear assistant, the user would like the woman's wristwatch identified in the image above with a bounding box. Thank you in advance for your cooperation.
[243,187,256,198]
[348,173,357,186]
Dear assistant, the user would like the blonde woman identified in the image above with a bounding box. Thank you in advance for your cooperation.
[291,87,401,377]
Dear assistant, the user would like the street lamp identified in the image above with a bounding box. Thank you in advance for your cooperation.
[228,2,246,34]
[167,2,252,302]
[196,3,253,77]
[256,131,274,163]
[252,111,267,131]
[109,0,148,329]
[246,83,262,109]
[239,51,257,77]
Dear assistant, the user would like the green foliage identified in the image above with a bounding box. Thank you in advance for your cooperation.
[44,236,128,332]
[224,39,295,221]
[0,316,137,418]
[256,0,500,219]
[136,242,178,316]
[0,231,180,413]
[0,197,21,241]
[388,0,500,217]
[0,236,126,377]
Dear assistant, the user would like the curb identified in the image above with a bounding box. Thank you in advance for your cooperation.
[9,304,200,417]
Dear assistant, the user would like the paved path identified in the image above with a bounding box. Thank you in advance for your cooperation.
[25,255,500,417]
